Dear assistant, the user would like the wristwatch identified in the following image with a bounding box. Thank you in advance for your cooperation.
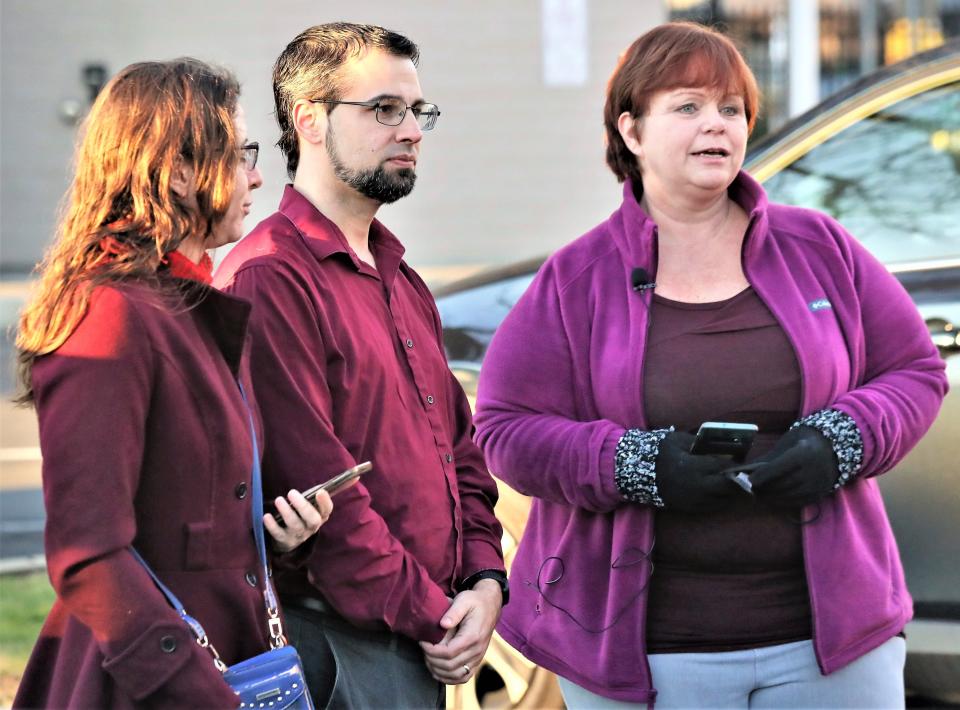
[458,569,509,606]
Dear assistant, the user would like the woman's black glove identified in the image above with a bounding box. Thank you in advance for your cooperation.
[749,426,841,507]
[655,431,740,513]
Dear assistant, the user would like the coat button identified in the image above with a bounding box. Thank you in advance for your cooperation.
[245,571,258,587]
[235,482,248,499]
[445,453,453,463]
[426,395,435,404]
[160,635,177,653]
[405,338,414,348]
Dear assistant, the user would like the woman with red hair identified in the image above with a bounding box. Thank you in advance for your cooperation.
[475,22,945,708]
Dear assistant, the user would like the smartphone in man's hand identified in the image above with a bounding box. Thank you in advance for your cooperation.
[267,461,372,524]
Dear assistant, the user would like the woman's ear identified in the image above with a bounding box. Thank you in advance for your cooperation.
[617,111,643,158]
[292,98,328,148]
[170,157,195,201]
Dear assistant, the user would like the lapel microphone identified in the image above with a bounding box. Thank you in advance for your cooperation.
[631,268,656,292]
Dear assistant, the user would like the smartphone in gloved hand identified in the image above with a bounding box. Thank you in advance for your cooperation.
[689,422,758,459]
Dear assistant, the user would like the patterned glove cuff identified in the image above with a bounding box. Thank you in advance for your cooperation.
[793,409,864,489]
[614,427,673,507]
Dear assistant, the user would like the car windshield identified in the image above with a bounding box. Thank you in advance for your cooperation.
[762,81,960,266]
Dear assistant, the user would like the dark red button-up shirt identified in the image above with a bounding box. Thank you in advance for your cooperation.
[215,186,504,643]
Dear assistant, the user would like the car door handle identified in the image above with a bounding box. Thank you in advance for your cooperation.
[927,318,960,355]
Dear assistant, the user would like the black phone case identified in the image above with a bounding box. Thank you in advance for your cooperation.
[690,427,756,458]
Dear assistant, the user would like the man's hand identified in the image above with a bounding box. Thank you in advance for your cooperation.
[419,579,503,685]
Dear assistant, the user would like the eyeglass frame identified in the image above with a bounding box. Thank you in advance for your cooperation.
[309,97,441,130]
[240,141,259,171]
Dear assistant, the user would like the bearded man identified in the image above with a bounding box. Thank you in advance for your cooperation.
[214,22,507,710]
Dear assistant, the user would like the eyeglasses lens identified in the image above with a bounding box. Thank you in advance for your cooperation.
[242,142,259,170]
[415,104,439,131]
[374,101,439,130]
[375,100,405,126]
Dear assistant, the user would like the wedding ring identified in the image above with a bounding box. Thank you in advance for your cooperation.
[462,664,471,676]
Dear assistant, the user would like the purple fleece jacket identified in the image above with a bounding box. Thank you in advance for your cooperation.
[473,172,947,704]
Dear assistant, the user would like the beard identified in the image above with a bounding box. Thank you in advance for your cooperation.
[326,127,417,204]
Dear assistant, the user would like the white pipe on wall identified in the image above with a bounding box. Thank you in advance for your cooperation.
[788,0,820,117]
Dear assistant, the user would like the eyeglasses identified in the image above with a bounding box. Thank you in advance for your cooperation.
[240,142,259,171]
[310,98,440,131]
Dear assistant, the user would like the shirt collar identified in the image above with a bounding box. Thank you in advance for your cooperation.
[277,185,407,282]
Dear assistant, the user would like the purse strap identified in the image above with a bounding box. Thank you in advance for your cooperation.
[129,379,287,672]
[237,381,286,650]
[128,546,229,672]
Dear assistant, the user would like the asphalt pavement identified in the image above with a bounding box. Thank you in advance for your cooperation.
[0,489,44,560]
[0,280,45,569]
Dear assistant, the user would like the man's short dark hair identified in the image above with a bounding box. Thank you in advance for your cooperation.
[273,22,420,179]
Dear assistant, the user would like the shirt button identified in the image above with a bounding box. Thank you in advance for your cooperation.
[405,338,414,348]
[445,453,453,463]
[426,395,435,404]
[245,571,258,587]
[160,635,177,653]
[235,482,248,499]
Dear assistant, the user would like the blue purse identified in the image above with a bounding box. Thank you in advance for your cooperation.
[222,645,311,709]
[131,383,314,709]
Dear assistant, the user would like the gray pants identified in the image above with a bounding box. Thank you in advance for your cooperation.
[283,601,444,709]
[559,637,906,709]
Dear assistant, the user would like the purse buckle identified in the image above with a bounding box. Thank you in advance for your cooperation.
[196,634,229,672]
[268,616,285,648]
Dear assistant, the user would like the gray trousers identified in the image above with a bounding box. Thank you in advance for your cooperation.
[283,601,444,710]
[559,637,906,709]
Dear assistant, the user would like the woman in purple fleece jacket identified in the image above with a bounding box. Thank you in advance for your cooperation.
[474,22,947,709]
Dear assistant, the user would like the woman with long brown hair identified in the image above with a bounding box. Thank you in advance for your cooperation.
[14,58,331,708]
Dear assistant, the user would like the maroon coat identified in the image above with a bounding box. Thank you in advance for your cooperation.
[14,280,268,709]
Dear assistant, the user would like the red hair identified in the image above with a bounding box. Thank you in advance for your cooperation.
[604,22,760,184]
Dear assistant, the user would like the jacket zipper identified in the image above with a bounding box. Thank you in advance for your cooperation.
[740,213,825,672]
[637,225,660,701]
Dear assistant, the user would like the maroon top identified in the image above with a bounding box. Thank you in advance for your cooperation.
[214,186,504,644]
[643,287,811,652]
[15,278,266,709]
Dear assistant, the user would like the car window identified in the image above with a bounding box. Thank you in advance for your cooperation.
[762,81,960,265]
[436,273,536,363]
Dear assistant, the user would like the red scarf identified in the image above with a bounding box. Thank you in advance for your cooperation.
[164,249,214,284]
[98,226,213,285]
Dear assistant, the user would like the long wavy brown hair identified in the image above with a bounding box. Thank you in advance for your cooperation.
[15,58,240,403]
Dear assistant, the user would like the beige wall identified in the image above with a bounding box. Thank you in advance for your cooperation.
[0,1,665,278]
